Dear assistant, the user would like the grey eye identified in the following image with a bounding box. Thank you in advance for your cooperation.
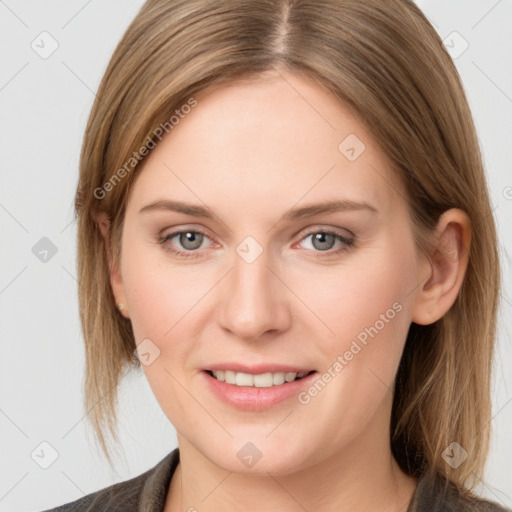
[176,231,204,250]
[308,232,337,251]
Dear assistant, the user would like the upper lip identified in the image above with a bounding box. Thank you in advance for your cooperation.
[202,363,316,374]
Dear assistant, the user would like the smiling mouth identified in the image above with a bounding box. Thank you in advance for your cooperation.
[205,369,316,388]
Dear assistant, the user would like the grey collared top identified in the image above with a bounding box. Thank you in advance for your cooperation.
[43,448,511,512]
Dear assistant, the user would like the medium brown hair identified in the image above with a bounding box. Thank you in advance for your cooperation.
[74,0,500,493]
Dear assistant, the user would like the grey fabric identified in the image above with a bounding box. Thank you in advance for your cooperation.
[406,469,511,512]
[42,450,179,512]
[43,448,510,511]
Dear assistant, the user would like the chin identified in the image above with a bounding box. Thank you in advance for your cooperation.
[199,436,311,476]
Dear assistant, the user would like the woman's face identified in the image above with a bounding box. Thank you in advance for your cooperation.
[113,70,429,475]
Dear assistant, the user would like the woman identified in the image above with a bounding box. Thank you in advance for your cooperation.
[45,0,510,510]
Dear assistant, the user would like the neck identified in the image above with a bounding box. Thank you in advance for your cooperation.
[165,397,417,512]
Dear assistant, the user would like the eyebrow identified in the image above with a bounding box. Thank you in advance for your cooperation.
[138,199,378,220]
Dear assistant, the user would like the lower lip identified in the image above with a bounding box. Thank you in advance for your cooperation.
[202,370,318,411]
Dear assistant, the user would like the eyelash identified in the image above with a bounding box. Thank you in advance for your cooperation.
[158,227,355,260]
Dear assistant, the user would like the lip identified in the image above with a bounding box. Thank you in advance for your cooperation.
[202,369,318,411]
[201,363,315,374]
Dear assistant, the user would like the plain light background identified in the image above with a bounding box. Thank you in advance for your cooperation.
[0,1,511,511]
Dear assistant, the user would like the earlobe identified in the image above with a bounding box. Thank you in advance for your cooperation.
[94,211,130,318]
[411,209,471,326]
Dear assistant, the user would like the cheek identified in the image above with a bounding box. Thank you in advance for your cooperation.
[122,244,208,342]
[120,247,204,415]
[302,247,414,344]
[298,242,416,407]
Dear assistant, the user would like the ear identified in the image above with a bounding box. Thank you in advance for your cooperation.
[411,208,471,325]
[95,211,130,319]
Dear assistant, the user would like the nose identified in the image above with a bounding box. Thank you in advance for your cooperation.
[216,247,292,341]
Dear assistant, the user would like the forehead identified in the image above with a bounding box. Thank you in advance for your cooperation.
[127,72,402,218]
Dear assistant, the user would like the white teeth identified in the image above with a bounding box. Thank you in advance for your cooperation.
[235,372,254,386]
[273,372,285,385]
[253,372,274,387]
[211,370,310,387]
[224,370,236,384]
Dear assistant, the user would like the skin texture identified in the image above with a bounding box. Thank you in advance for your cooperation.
[98,69,471,512]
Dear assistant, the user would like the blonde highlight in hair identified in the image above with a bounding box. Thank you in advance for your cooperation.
[75,0,500,492]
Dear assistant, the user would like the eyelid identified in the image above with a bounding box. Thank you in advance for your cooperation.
[161,224,214,240]
[294,224,355,240]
